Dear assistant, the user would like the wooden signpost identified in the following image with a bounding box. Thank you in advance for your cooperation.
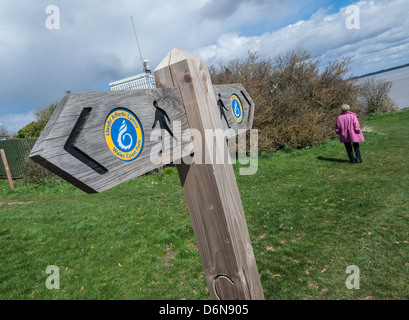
[29,48,264,300]
[1,149,15,190]
[30,88,192,193]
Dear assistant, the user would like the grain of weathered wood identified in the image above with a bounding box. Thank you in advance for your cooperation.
[30,89,193,193]
[0,149,15,190]
[29,84,252,194]
[154,48,264,300]
[212,84,254,137]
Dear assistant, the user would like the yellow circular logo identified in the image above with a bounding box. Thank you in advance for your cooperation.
[104,108,144,161]
[230,94,244,123]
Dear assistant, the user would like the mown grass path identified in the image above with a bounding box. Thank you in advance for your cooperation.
[1,110,408,300]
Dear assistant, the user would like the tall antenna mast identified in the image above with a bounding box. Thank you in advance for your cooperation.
[130,16,144,70]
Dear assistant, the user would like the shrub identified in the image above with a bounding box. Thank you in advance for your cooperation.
[359,78,395,114]
[16,103,57,138]
[22,157,58,185]
[210,50,361,151]
[15,121,44,138]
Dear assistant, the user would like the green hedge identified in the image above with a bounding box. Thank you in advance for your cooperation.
[0,138,37,179]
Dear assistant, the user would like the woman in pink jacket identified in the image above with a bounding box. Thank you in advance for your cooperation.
[335,104,364,163]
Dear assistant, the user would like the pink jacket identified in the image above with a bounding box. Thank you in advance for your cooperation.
[335,111,365,143]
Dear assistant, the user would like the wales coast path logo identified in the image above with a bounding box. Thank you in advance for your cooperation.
[104,108,144,161]
[230,94,244,124]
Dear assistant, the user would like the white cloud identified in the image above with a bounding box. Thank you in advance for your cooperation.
[0,0,408,133]
[0,0,209,123]
[196,0,409,76]
[0,112,35,135]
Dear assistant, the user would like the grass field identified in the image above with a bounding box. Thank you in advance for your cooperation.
[1,109,408,300]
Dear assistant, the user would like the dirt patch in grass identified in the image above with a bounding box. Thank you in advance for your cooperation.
[0,201,34,206]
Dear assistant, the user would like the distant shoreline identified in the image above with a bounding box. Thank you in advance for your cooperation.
[349,63,409,109]
[350,63,409,80]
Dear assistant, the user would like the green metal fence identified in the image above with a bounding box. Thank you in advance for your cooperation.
[0,138,38,179]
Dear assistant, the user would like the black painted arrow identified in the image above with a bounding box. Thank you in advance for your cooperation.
[63,107,108,175]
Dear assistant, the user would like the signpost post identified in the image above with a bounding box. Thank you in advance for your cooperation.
[29,48,264,300]
[1,149,15,190]
[154,48,263,300]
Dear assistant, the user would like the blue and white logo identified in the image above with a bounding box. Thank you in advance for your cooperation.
[232,100,241,118]
[114,119,136,152]
[105,109,144,161]
[230,94,244,123]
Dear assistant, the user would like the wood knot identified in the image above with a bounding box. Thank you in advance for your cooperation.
[212,275,235,300]
[184,74,192,83]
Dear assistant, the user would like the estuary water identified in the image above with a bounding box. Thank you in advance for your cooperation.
[358,65,409,109]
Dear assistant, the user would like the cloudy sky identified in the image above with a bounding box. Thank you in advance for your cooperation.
[1,0,409,134]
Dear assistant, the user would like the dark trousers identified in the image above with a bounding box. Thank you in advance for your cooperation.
[344,142,362,163]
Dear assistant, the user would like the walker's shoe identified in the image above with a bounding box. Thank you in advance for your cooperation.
[356,160,363,163]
